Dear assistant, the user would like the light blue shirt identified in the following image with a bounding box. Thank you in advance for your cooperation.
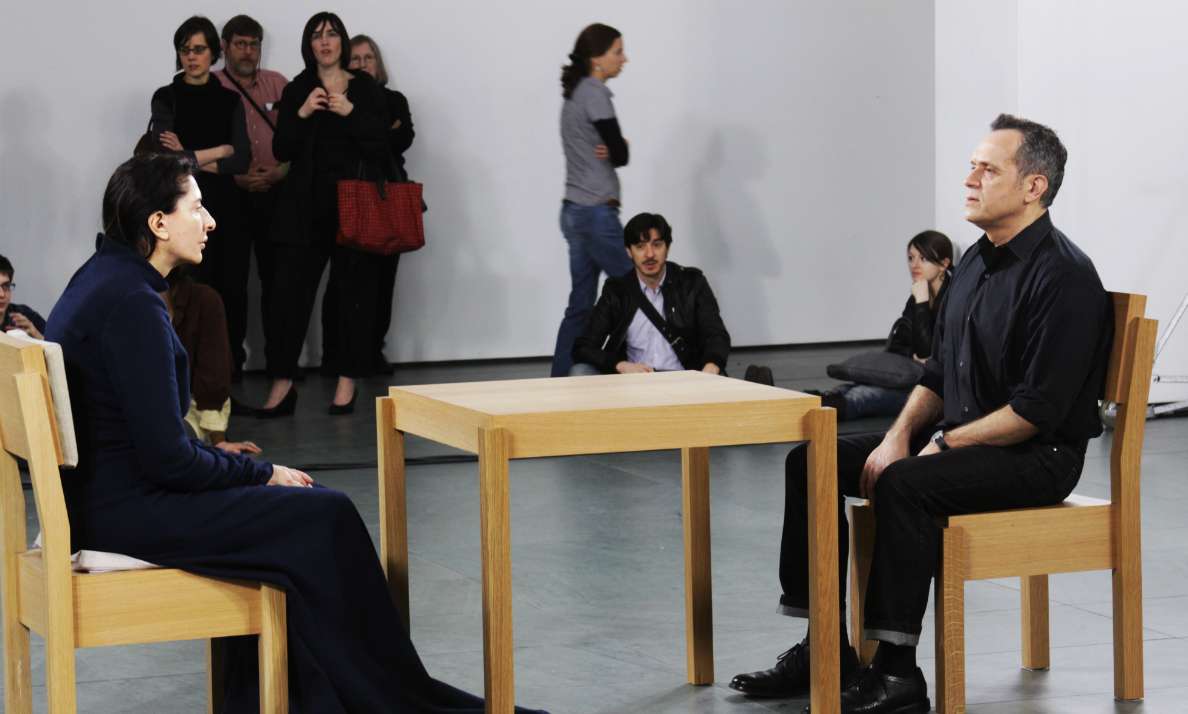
[625,269,684,371]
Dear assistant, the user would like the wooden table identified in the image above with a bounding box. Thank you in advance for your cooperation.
[376,371,840,713]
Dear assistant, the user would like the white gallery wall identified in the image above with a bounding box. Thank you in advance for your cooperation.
[936,0,1188,402]
[0,0,935,367]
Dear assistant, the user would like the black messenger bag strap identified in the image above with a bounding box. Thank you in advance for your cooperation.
[627,277,693,368]
[222,69,277,133]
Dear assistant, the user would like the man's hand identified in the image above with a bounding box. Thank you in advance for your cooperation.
[239,165,286,192]
[268,465,312,487]
[701,363,721,375]
[911,279,930,304]
[917,440,941,458]
[859,431,911,500]
[7,313,42,340]
[616,361,654,374]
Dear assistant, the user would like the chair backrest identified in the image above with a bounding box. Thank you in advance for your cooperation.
[1101,293,1159,511]
[0,331,74,575]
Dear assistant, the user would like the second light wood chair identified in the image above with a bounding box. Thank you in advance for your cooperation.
[0,332,289,714]
[848,292,1157,714]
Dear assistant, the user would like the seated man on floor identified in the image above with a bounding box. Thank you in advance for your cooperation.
[729,114,1113,713]
[1,253,46,340]
[570,212,730,376]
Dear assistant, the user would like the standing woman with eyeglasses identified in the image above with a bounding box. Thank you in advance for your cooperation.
[260,12,391,417]
[551,23,634,377]
[150,16,251,361]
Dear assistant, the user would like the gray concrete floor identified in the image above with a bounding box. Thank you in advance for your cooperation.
[5,343,1187,712]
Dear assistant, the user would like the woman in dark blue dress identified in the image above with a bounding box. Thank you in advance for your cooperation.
[46,154,545,713]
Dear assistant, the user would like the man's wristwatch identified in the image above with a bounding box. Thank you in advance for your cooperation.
[930,430,950,452]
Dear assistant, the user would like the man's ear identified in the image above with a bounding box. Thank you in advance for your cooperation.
[148,211,169,241]
[1023,174,1049,205]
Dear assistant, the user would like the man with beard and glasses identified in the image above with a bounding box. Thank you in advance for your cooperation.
[216,14,289,383]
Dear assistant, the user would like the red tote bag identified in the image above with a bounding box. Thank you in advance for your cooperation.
[336,178,425,255]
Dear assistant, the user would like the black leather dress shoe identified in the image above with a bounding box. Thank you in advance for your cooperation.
[806,665,929,714]
[729,638,812,698]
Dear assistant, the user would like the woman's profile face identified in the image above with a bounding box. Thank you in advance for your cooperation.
[311,21,342,68]
[178,31,213,80]
[593,37,627,78]
[349,42,378,80]
[158,176,215,266]
[907,245,946,284]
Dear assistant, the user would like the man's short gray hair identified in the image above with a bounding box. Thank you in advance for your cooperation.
[990,114,1068,208]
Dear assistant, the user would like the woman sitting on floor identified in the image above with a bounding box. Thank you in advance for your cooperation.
[46,152,547,714]
[809,230,953,420]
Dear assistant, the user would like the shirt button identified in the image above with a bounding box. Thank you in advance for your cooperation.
[963,406,969,412]
[983,273,989,279]
[959,361,963,367]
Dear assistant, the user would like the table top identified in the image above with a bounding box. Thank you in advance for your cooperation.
[389,371,821,459]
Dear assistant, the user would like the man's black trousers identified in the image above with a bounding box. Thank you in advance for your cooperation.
[778,430,1085,645]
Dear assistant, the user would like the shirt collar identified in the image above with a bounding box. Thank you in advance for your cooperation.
[977,211,1053,264]
[97,234,169,292]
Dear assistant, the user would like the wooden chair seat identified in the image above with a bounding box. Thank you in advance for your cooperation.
[848,293,1157,714]
[0,332,289,713]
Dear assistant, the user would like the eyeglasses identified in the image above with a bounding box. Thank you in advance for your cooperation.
[178,45,210,57]
[232,40,262,52]
[0,282,14,294]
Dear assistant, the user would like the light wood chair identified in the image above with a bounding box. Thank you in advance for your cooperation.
[0,332,289,714]
[847,292,1157,714]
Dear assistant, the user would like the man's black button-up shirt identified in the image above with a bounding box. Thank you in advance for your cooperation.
[918,211,1113,444]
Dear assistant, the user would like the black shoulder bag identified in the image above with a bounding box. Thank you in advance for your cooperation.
[222,69,277,132]
[627,278,694,369]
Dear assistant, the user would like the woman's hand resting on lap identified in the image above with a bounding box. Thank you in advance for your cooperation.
[268,465,313,488]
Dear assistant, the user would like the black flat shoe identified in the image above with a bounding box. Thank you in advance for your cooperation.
[230,396,255,417]
[328,389,358,416]
[255,386,297,418]
[804,665,930,714]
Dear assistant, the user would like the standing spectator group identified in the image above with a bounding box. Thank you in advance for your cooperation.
[149,12,417,417]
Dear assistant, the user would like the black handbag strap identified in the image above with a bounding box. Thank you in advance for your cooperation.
[627,276,691,366]
[222,69,277,133]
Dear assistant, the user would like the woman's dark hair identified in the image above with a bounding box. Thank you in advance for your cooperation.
[907,230,954,273]
[301,12,351,73]
[221,14,264,43]
[351,34,389,86]
[623,213,672,248]
[102,153,199,258]
[165,264,192,288]
[561,23,621,99]
[173,16,221,72]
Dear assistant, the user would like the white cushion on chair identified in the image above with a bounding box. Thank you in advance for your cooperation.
[32,532,161,572]
[5,330,78,468]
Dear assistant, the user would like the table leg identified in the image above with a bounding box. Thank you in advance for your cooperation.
[377,398,410,632]
[682,446,714,684]
[807,408,840,714]
[478,427,514,714]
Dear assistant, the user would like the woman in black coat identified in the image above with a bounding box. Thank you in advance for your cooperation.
[808,230,953,420]
[151,16,252,372]
[47,153,548,714]
[260,12,393,417]
[321,33,416,376]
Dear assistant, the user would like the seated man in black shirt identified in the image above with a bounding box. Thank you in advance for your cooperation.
[730,115,1113,714]
[0,253,46,340]
[570,212,730,376]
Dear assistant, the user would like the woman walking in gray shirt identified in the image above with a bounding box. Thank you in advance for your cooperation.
[551,23,634,377]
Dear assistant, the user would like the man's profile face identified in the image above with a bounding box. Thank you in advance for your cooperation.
[964,129,1029,228]
[224,34,261,78]
[627,228,669,281]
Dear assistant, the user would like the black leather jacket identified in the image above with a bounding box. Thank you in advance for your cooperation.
[572,262,731,374]
[886,277,949,359]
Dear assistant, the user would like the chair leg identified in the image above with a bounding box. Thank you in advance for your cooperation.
[259,584,289,714]
[1113,538,1144,700]
[847,501,878,667]
[935,526,965,714]
[1021,575,1050,670]
[1,453,32,714]
[44,625,77,714]
[207,637,225,714]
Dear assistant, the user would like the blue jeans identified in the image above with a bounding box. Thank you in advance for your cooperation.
[551,201,634,377]
[837,383,911,420]
[569,363,602,376]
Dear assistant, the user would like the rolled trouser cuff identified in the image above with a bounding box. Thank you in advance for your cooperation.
[864,628,920,647]
[777,594,810,618]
